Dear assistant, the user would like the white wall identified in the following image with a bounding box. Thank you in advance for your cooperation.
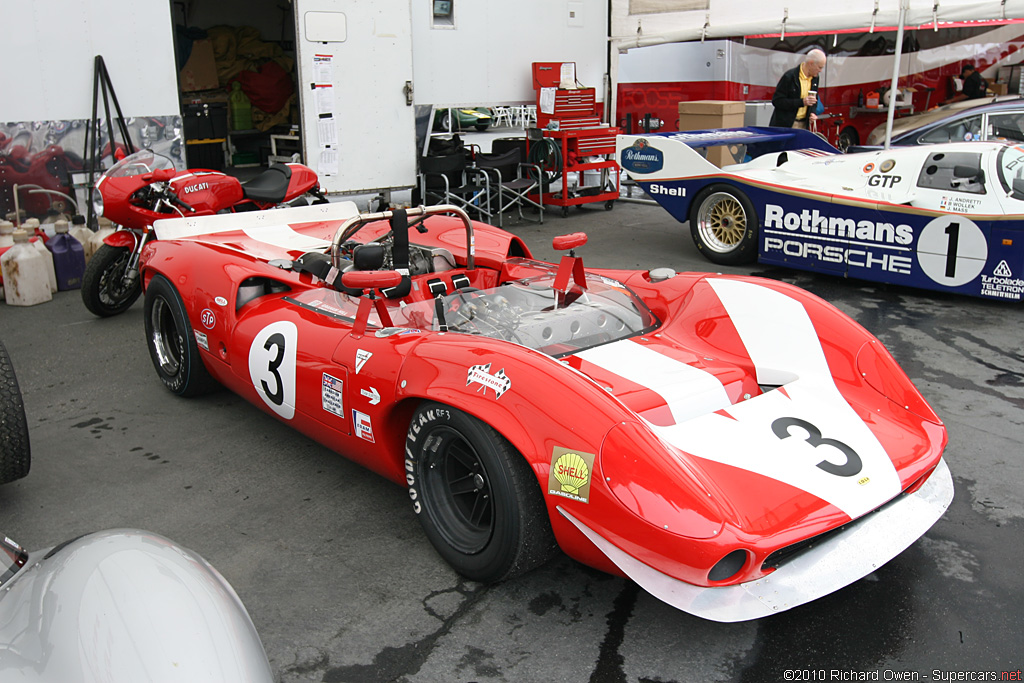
[1,0,180,122]
[410,0,609,107]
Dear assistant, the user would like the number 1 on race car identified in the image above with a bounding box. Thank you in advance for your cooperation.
[248,321,298,419]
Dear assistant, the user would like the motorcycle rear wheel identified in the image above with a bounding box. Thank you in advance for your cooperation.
[82,244,142,317]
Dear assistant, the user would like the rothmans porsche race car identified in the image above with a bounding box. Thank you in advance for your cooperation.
[139,201,952,622]
[618,127,1024,300]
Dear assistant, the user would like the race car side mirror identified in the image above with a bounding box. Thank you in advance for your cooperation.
[552,233,587,292]
[341,270,402,291]
[553,232,587,253]
[953,163,980,179]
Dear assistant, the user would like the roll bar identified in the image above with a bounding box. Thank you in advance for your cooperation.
[331,204,475,272]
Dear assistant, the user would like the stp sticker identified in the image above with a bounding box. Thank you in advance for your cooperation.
[201,309,216,329]
[547,447,596,503]
[353,410,375,442]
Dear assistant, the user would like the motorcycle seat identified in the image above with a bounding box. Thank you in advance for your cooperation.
[241,163,293,203]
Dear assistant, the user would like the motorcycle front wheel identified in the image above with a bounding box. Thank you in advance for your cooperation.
[81,244,142,317]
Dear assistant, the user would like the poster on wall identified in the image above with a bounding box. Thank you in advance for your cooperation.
[0,117,183,221]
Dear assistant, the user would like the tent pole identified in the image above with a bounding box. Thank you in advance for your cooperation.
[883,0,908,150]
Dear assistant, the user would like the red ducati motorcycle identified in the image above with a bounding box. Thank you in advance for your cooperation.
[83,149,325,316]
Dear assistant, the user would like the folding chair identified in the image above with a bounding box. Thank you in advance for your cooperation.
[491,106,515,128]
[475,148,544,226]
[419,153,493,222]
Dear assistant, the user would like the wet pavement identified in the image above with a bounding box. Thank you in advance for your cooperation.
[1,199,1021,682]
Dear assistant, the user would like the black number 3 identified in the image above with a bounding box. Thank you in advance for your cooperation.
[771,417,863,477]
[261,332,286,406]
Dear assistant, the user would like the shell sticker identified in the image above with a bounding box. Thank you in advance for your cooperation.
[548,447,596,504]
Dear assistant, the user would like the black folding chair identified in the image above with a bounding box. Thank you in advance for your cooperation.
[419,153,493,222]
[474,148,544,226]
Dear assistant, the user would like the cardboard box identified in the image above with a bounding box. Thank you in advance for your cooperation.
[677,100,746,167]
[990,81,1009,96]
[179,39,219,93]
[677,100,746,117]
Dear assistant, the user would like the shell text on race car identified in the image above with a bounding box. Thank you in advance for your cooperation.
[648,184,686,197]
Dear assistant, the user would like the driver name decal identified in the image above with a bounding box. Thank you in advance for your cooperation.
[322,373,345,418]
[467,363,511,399]
[548,447,596,504]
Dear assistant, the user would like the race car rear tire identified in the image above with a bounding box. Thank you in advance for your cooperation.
[144,274,219,397]
[689,184,759,266]
[406,402,556,583]
[0,339,31,485]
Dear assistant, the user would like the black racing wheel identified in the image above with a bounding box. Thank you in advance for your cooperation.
[405,402,556,583]
[144,274,219,397]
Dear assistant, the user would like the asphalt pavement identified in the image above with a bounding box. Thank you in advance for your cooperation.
[1,198,1021,683]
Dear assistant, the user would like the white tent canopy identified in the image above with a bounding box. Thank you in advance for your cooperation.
[612,0,1024,50]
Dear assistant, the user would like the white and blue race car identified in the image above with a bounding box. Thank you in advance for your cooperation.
[618,128,1024,301]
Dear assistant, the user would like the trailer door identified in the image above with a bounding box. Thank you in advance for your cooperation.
[295,0,416,194]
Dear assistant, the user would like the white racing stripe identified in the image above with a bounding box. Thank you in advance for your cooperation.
[577,340,731,424]
[651,279,901,520]
[241,224,331,252]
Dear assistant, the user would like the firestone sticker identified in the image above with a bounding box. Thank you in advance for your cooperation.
[193,330,209,351]
[353,410,375,442]
[467,363,511,398]
[321,373,345,418]
[547,447,596,504]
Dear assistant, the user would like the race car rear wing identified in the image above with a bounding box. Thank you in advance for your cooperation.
[617,127,838,180]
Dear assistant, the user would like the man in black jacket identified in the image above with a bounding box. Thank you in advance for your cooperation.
[770,49,827,128]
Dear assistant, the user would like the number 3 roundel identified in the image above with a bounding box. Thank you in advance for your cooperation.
[249,321,297,419]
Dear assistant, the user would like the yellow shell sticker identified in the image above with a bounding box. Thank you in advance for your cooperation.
[880,159,896,173]
[548,447,596,503]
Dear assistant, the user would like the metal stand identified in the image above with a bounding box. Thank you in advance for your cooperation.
[83,55,135,228]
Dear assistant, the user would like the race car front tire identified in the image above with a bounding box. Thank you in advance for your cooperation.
[689,184,759,266]
[0,339,31,485]
[144,274,219,397]
[406,402,556,583]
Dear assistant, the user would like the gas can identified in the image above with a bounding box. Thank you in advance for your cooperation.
[27,226,58,294]
[47,219,86,290]
[89,217,116,258]
[69,215,95,262]
[1,229,54,306]
[229,81,253,131]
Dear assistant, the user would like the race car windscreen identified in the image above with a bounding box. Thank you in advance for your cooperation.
[390,272,657,357]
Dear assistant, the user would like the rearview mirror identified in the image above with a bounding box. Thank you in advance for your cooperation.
[953,164,980,178]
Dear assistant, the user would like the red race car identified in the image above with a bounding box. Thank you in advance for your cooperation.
[140,202,953,622]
